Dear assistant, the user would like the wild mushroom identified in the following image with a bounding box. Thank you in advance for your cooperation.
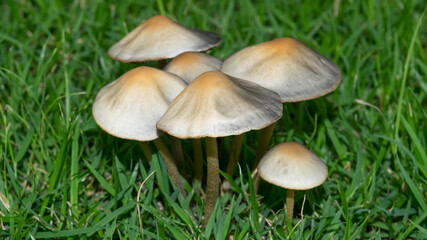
[92,66,187,195]
[163,52,222,84]
[221,37,341,169]
[163,51,222,183]
[108,15,222,63]
[157,71,282,224]
[257,142,328,227]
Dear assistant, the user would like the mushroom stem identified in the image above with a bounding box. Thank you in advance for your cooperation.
[170,136,185,165]
[158,59,167,69]
[253,171,261,193]
[225,134,243,178]
[192,139,204,183]
[138,141,152,163]
[285,189,294,226]
[252,123,276,169]
[204,137,219,225]
[153,138,186,197]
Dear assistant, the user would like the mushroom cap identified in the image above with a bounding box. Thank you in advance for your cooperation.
[157,71,283,138]
[163,52,222,84]
[257,142,328,190]
[221,38,341,102]
[108,15,222,63]
[92,66,187,141]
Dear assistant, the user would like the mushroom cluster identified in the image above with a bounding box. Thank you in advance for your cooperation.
[93,15,341,227]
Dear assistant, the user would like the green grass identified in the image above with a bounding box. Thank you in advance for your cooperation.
[1,0,426,239]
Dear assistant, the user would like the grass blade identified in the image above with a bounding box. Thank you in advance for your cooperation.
[393,7,426,151]
[84,160,116,196]
[35,226,106,238]
[70,119,80,214]
[395,155,427,212]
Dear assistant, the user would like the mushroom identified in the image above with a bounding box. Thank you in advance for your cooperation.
[108,15,222,63]
[92,66,187,195]
[163,52,222,184]
[163,52,222,84]
[157,71,282,224]
[257,142,328,227]
[221,37,341,169]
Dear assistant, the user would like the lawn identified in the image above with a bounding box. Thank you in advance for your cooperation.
[0,0,426,239]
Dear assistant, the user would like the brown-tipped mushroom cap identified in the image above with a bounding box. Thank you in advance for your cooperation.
[157,71,283,138]
[163,52,222,84]
[92,66,186,141]
[221,38,341,102]
[108,15,222,63]
[257,142,328,190]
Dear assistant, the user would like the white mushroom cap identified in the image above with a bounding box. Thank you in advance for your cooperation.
[221,38,341,102]
[257,142,328,190]
[163,52,222,84]
[108,15,222,63]
[157,71,283,138]
[92,66,186,141]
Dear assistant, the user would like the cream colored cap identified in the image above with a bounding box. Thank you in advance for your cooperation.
[92,66,186,141]
[257,142,328,190]
[221,38,341,102]
[108,15,221,63]
[163,52,222,84]
[157,71,283,138]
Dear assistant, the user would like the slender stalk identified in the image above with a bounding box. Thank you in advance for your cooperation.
[225,134,243,178]
[204,137,219,225]
[253,123,276,193]
[285,189,295,226]
[252,123,276,169]
[253,171,261,193]
[138,141,152,163]
[192,139,204,182]
[153,138,186,197]
[170,136,185,165]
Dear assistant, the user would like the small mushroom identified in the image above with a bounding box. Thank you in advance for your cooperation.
[257,142,328,227]
[92,66,187,195]
[108,15,222,63]
[157,71,282,224]
[163,52,222,84]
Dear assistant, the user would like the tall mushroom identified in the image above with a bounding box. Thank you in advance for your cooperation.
[257,142,328,228]
[163,52,223,185]
[92,66,187,195]
[221,37,341,168]
[157,71,282,224]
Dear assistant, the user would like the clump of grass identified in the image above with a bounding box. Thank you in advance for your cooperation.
[0,0,426,239]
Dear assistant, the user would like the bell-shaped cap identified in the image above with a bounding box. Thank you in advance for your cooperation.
[108,15,222,63]
[92,66,187,141]
[163,52,222,84]
[257,142,328,190]
[221,38,341,102]
[157,71,283,138]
